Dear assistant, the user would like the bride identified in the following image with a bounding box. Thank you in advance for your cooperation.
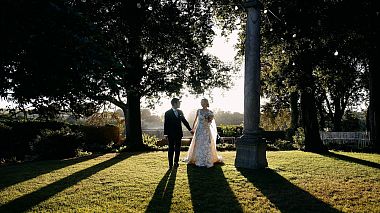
[184,98,223,168]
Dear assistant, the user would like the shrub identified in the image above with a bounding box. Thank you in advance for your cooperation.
[142,133,166,151]
[262,131,286,143]
[0,121,122,161]
[32,127,84,160]
[0,123,14,161]
[273,139,296,151]
[6,121,68,160]
[72,124,120,152]
[293,127,305,150]
[218,125,243,137]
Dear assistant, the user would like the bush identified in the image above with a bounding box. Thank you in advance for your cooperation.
[262,131,286,143]
[217,125,243,137]
[72,124,120,152]
[142,133,164,150]
[0,122,14,161]
[0,120,122,162]
[293,127,305,150]
[273,139,296,150]
[32,127,84,160]
[6,121,68,160]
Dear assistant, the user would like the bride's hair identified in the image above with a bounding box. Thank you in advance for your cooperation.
[201,98,209,107]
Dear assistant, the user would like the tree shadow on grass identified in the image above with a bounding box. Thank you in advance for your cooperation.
[0,152,136,212]
[0,154,101,191]
[321,152,380,169]
[187,164,243,213]
[145,166,178,213]
[238,168,340,213]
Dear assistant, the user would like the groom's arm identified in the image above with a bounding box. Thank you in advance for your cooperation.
[179,111,192,132]
[164,111,169,136]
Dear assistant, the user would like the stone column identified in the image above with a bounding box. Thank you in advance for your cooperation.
[235,0,268,169]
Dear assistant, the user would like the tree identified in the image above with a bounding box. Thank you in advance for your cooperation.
[314,55,367,131]
[254,0,331,152]
[0,0,114,118]
[214,111,243,125]
[1,0,236,149]
[321,0,377,151]
[336,0,378,152]
[215,0,378,153]
[69,0,236,149]
[259,0,375,152]
[341,110,367,132]
[141,109,163,129]
[261,103,290,131]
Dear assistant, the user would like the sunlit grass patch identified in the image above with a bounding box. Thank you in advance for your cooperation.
[0,151,379,212]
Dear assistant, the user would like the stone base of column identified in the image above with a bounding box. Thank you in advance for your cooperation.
[235,133,268,169]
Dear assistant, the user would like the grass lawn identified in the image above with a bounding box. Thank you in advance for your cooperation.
[0,151,379,212]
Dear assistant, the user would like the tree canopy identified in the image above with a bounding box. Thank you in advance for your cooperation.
[0,0,237,149]
[0,0,113,117]
[212,0,377,152]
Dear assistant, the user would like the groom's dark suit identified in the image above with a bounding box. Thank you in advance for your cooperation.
[164,108,192,168]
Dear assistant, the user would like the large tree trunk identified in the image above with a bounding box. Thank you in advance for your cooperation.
[367,7,379,153]
[290,91,300,130]
[317,104,326,131]
[288,91,300,141]
[315,94,326,131]
[332,102,344,131]
[126,92,144,150]
[300,90,328,153]
[299,54,328,153]
[368,45,378,153]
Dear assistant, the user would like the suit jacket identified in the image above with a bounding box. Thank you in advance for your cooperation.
[164,109,192,138]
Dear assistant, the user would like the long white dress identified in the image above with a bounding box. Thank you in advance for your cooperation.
[185,109,223,168]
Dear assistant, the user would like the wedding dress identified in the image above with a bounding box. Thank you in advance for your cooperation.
[184,109,223,168]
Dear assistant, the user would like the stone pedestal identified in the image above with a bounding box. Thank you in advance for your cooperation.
[235,133,268,169]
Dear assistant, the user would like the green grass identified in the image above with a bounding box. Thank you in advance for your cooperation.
[0,151,379,212]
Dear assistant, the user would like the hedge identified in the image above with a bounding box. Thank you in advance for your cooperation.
[0,121,120,161]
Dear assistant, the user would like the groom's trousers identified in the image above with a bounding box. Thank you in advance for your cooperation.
[168,135,182,167]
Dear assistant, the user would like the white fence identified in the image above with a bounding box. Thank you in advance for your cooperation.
[319,132,372,149]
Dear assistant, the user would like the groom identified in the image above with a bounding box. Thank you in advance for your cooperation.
[164,98,193,169]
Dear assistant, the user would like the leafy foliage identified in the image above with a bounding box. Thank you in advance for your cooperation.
[66,0,237,99]
[217,124,243,137]
[292,127,305,150]
[1,0,238,148]
[261,104,291,131]
[0,120,121,161]
[212,0,376,152]
[0,0,112,116]
[32,127,84,160]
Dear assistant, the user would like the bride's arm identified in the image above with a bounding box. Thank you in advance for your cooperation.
[192,110,199,130]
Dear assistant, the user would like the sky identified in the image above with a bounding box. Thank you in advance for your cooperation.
[0,29,257,116]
